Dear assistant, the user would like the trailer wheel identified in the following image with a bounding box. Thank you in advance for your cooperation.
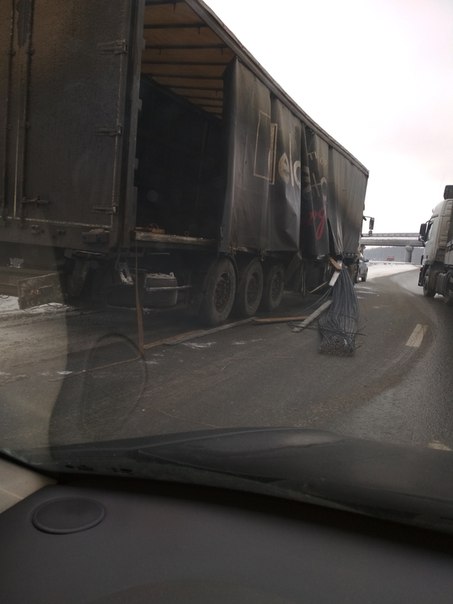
[261,264,285,311]
[234,258,264,317]
[199,258,236,326]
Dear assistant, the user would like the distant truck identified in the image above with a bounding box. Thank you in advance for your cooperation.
[418,185,453,302]
[0,0,368,324]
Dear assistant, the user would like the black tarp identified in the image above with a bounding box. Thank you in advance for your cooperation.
[221,60,367,258]
[300,128,330,257]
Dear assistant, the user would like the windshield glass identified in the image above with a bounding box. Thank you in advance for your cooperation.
[1,0,453,513]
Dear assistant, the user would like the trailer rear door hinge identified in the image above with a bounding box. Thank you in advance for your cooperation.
[98,39,128,55]
[96,125,123,137]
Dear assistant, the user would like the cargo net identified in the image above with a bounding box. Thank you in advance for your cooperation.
[318,268,359,355]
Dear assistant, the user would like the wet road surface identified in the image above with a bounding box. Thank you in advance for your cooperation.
[3,264,453,452]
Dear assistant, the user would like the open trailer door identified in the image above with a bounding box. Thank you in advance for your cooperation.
[1,0,136,252]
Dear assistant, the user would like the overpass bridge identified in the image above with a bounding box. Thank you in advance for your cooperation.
[359,233,423,262]
[360,233,423,247]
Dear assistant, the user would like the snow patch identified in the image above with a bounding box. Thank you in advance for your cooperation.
[364,262,418,281]
[183,341,216,350]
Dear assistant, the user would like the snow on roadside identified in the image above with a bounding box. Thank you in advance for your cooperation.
[0,296,19,313]
[0,296,68,318]
[365,262,418,281]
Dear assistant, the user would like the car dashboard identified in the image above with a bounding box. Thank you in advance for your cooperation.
[2,460,453,603]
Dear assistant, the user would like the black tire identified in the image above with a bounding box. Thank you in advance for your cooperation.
[261,263,285,311]
[234,258,264,317]
[199,258,236,326]
[361,273,367,282]
[422,272,435,297]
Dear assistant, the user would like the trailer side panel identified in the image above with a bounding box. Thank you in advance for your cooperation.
[221,60,367,258]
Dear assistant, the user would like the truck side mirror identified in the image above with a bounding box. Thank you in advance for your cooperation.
[419,223,427,240]
[444,185,453,200]
[369,217,374,231]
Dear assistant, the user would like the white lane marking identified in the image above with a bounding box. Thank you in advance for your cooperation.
[428,440,452,451]
[405,324,428,348]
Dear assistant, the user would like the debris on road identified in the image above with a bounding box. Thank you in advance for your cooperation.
[290,301,333,332]
[252,315,309,325]
[318,268,359,355]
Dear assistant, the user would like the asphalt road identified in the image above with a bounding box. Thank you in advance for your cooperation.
[2,263,453,451]
[332,267,453,450]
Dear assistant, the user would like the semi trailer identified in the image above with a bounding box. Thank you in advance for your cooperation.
[0,0,369,324]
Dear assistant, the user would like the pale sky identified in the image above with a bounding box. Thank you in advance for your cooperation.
[205,0,453,233]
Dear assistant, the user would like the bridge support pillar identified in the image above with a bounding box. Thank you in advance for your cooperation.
[405,245,414,263]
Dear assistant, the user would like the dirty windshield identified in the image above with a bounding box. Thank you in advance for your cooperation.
[1,0,453,487]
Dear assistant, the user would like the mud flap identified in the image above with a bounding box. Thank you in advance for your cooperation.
[17,272,63,309]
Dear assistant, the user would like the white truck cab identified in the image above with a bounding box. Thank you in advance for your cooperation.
[419,186,453,301]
